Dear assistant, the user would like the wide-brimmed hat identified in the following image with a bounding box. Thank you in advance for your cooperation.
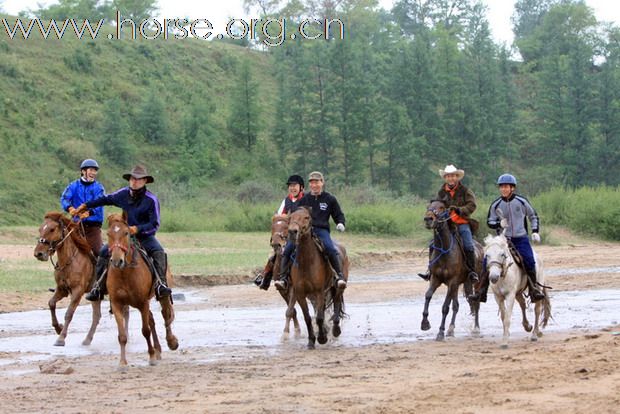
[308,171,324,182]
[439,164,464,179]
[122,165,154,183]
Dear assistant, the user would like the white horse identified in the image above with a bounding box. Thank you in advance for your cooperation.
[483,234,552,348]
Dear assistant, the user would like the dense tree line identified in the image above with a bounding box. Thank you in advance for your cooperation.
[22,0,620,197]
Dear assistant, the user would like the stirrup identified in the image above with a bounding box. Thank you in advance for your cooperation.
[417,271,430,281]
[530,288,545,302]
[468,271,479,283]
[155,282,172,298]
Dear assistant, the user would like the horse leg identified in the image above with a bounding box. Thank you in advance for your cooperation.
[149,310,162,361]
[48,289,66,336]
[421,279,441,331]
[500,294,517,349]
[516,293,532,332]
[111,303,128,371]
[298,297,315,349]
[437,284,457,341]
[160,296,179,350]
[55,294,81,346]
[316,293,328,345]
[82,299,102,346]
[532,300,542,341]
[139,305,157,366]
[280,289,291,338]
[446,286,460,337]
[332,287,343,338]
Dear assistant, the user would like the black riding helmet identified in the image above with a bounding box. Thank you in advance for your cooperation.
[286,174,305,189]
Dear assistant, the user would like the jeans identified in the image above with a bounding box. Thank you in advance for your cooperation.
[458,224,474,251]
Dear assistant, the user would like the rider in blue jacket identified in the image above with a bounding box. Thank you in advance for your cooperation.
[60,159,105,256]
[74,165,172,301]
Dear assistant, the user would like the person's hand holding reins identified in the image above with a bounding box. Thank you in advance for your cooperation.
[72,204,87,216]
[129,226,138,236]
[336,223,345,232]
[531,232,541,243]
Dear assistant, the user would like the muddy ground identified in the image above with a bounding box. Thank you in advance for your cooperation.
[0,241,619,413]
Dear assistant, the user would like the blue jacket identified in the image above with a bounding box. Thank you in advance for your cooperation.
[86,187,160,238]
[60,179,105,224]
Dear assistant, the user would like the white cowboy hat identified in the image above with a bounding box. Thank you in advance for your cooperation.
[439,164,465,179]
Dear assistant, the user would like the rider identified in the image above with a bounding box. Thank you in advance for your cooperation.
[254,174,305,290]
[73,165,172,301]
[60,159,105,256]
[485,173,545,302]
[274,171,347,291]
[418,164,479,283]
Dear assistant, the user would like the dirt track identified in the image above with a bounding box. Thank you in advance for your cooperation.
[0,242,619,413]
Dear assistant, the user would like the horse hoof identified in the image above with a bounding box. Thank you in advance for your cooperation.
[436,333,445,341]
[421,321,431,331]
[530,336,538,342]
[524,324,533,333]
[307,342,315,350]
[536,331,543,338]
[117,365,128,373]
[167,336,179,351]
[81,339,92,346]
[500,343,509,349]
[54,339,65,347]
[149,359,159,366]
[332,325,341,338]
[447,328,455,337]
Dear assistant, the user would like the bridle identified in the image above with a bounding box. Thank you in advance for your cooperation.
[485,246,513,278]
[37,219,77,269]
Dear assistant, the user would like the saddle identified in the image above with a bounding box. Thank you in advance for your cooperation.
[133,240,160,280]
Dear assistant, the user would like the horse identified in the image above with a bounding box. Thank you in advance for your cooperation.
[285,207,348,349]
[483,233,552,348]
[105,213,178,370]
[269,214,301,338]
[34,212,102,347]
[421,200,482,341]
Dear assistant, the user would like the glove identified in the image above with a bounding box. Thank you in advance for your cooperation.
[531,233,541,243]
[449,206,461,215]
[336,223,345,232]
[78,211,90,219]
[129,226,138,235]
[73,203,87,215]
[500,218,508,229]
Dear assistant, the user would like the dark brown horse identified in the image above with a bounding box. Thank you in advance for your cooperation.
[285,207,348,349]
[421,200,482,340]
[34,212,102,346]
[106,213,178,370]
[269,214,301,337]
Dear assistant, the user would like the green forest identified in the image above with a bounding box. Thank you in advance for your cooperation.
[1,0,619,234]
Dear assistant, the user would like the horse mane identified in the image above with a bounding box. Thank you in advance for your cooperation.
[44,211,92,255]
[107,213,126,225]
[272,214,289,223]
[484,233,508,251]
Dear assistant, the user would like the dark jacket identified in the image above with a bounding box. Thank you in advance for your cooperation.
[437,183,477,219]
[86,187,160,238]
[296,191,345,231]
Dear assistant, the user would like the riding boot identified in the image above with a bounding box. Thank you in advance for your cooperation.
[467,274,489,303]
[85,255,108,301]
[274,253,291,292]
[257,255,275,290]
[465,249,480,283]
[328,251,347,289]
[152,251,172,299]
[526,268,545,302]
[417,248,432,281]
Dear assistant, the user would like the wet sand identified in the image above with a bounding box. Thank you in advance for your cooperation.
[0,243,619,413]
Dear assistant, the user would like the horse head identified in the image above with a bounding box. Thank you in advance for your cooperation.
[34,212,71,261]
[424,200,449,230]
[288,207,312,245]
[270,214,290,252]
[484,234,511,284]
[107,213,132,269]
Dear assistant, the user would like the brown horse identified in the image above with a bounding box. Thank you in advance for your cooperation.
[269,214,301,337]
[285,207,348,349]
[106,213,178,370]
[421,200,482,341]
[34,212,101,347]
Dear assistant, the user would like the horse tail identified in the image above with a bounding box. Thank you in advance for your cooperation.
[540,291,552,328]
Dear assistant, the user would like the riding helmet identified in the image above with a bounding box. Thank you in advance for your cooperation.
[286,174,305,188]
[80,159,99,170]
[497,173,517,186]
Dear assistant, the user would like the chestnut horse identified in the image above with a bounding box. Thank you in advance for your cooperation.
[34,212,101,346]
[421,200,482,341]
[269,214,301,337]
[285,207,348,349]
[106,213,178,370]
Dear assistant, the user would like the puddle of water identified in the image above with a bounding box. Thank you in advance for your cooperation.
[0,287,619,373]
